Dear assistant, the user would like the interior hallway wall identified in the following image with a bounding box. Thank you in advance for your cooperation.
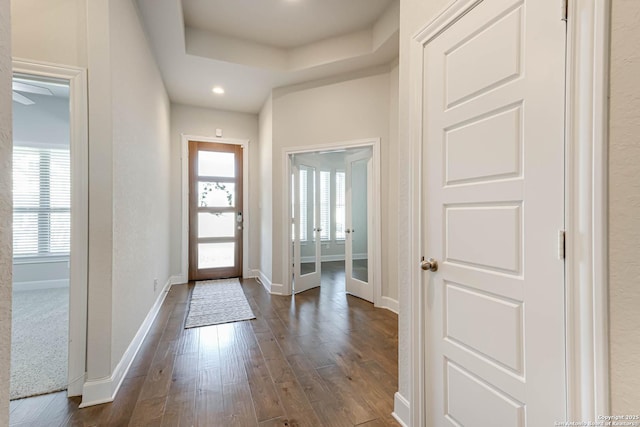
[258,96,273,283]
[270,68,394,298]
[109,0,172,370]
[0,0,12,422]
[11,0,87,67]
[397,0,449,401]
[169,103,260,280]
[608,0,640,413]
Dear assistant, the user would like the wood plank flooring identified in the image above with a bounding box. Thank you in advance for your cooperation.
[9,262,399,426]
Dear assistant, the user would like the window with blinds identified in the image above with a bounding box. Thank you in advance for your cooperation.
[335,171,346,240]
[299,169,308,242]
[13,146,71,257]
[319,171,330,241]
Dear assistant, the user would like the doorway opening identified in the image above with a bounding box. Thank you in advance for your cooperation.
[11,74,70,400]
[285,139,381,305]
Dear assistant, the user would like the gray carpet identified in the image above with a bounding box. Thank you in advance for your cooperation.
[185,278,255,328]
[11,287,68,400]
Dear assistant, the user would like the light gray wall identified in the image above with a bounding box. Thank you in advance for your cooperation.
[170,103,260,278]
[397,0,451,401]
[0,0,12,422]
[271,70,392,291]
[109,0,172,368]
[386,62,399,301]
[258,96,273,280]
[11,0,87,67]
[609,0,640,414]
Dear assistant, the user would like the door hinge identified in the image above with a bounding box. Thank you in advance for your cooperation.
[561,0,568,21]
[558,230,566,260]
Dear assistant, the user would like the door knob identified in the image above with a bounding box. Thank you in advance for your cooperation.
[421,258,438,272]
[345,229,351,234]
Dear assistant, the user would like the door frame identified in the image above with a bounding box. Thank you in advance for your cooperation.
[12,59,89,397]
[281,138,382,305]
[407,0,611,425]
[181,135,250,282]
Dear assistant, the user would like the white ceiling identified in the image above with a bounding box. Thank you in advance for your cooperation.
[183,0,394,48]
[135,0,399,113]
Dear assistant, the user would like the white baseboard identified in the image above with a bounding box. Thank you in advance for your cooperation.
[270,283,285,295]
[253,270,286,295]
[169,274,186,285]
[79,276,172,408]
[379,296,399,314]
[392,392,410,427]
[13,279,69,292]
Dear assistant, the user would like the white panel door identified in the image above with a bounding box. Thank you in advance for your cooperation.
[292,160,321,293]
[420,0,566,425]
[345,149,373,302]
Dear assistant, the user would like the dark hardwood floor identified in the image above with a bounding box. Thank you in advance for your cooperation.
[9,263,399,426]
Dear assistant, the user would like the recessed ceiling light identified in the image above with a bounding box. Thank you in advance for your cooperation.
[212,86,225,95]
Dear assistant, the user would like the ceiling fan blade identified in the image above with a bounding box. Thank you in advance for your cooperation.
[12,91,35,105]
[12,81,53,96]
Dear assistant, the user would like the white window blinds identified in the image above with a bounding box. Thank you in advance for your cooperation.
[319,171,330,241]
[335,171,346,240]
[13,146,71,257]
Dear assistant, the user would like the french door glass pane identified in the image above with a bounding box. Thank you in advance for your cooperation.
[198,182,235,207]
[198,151,235,177]
[300,165,316,275]
[350,159,368,283]
[50,212,71,253]
[198,242,235,269]
[198,212,235,238]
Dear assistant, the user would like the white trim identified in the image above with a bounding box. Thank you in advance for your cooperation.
[79,277,172,407]
[281,138,382,306]
[565,0,611,419]
[12,59,89,398]
[379,296,399,315]
[407,0,611,424]
[169,275,186,286]
[392,392,410,427]
[180,135,251,283]
[12,279,68,292]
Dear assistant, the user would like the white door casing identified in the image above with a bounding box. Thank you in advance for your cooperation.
[345,148,374,302]
[12,59,89,398]
[418,0,566,425]
[292,157,322,293]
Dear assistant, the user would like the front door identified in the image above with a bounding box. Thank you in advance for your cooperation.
[345,148,373,302]
[420,0,566,425]
[189,141,243,281]
[292,158,321,293]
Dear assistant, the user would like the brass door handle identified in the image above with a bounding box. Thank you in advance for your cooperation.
[421,258,438,272]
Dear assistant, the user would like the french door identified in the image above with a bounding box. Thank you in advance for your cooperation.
[418,0,566,424]
[292,158,321,293]
[345,149,373,302]
[189,141,243,281]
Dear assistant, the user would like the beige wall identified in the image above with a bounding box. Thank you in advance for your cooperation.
[608,0,640,414]
[271,69,394,297]
[11,0,87,67]
[169,103,260,279]
[0,0,12,422]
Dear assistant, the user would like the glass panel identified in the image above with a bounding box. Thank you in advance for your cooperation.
[335,171,346,240]
[13,212,39,255]
[198,212,235,238]
[300,165,316,275]
[350,159,368,283]
[198,151,235,177]
[198,242,235,269]
[198,182,235,207]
